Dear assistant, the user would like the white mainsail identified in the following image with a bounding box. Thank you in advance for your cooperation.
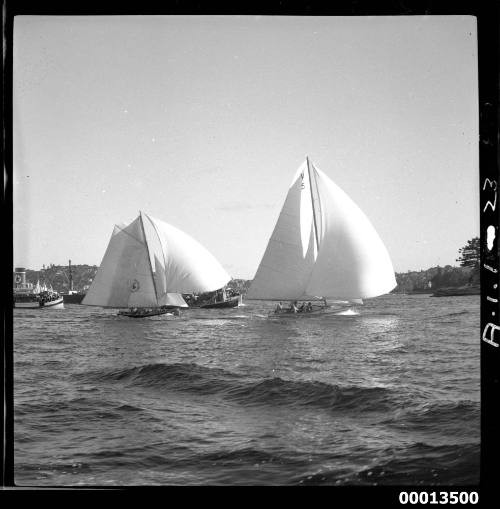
[82,216,158,308]
[245,161,318,301]
[246,158,396,301]
[83,212,230,308]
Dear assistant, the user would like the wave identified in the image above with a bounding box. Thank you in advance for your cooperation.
[225,378,393,412]
[355,442,480,485]
[442,310,471,317]
[15,397,145,419]
[426,309,473,321]
[200,447,285,465]
[364,312,400,317]
[82,362,242,396]
[382,400,480,431]
[79,362,394,413]
[293,442,479,485]
[412,400,479,421]
[190,314,249,320]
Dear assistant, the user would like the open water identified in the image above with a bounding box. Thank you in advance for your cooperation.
[13,294,479,486]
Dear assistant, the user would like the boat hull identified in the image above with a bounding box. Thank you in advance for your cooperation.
[118,308,174,318]
[269,303,358,317]
[200,295,241,309]
[62,293,86,304]
[14,296,65,309]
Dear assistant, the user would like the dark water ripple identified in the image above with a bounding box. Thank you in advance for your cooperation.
[13,295,480,485]
[76,361,394,413]
[294,443,479,485]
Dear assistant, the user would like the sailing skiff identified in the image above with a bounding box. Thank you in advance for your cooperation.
[246,157,396,315]
[82,212,231,317]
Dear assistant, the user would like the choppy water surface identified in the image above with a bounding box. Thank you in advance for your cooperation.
[13,294,479,486]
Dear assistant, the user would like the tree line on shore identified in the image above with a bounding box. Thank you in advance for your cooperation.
[21,265,254,295]
[393,237,480,294]
[22,264,98,294]
[20,238,482,296]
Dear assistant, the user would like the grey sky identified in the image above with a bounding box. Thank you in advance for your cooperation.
[13,15,478,279]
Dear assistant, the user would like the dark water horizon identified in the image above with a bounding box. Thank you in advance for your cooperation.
[13,294,479,486]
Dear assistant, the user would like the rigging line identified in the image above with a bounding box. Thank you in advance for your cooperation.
[139,212,160,304]
[144,212,170,295]
[310,161,322,238]
[113,223,148,245]
[307,157,320,253]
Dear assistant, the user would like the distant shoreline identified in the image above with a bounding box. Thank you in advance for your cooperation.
[430,285,480,297]
[16,264,480,298]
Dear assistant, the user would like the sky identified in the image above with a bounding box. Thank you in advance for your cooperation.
[13,15,479,279]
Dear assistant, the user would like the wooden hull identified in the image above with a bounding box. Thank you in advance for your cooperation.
[270,303,358,317]
[14,296,65,309]
[118,308,174,318]
[200,296,241,309]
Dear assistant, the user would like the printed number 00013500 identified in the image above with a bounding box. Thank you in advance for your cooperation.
[398,491,478,505]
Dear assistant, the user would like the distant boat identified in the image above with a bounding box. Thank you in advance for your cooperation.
[82,212,231,318]
[246,157,396,314]
[62,290,86,304]
[61,259,86,304]
[200,294,242,309]
[186,288,243,309]
[13,268,64,309]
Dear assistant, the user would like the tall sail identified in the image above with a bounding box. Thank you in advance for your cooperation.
[247,159,396,301]
[306,163,396,299]
[246,160,319,300]
[82,216,158,308]
[83,212,230,308]
[144,213,230,294]
[138,214,189,307]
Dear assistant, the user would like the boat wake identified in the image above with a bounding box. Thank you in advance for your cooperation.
[333,308,359,316]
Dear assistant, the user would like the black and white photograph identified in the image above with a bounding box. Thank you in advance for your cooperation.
[5,5,498,494]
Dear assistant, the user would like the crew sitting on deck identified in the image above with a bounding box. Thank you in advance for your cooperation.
[275,301,283,314]
[306,302,313,312]
[289,301,298,313]
[298,302,305,313]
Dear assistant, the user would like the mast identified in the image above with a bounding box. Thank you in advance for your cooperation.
[139,211,159,306]
[306,156,320,253]
[68,259,73,291]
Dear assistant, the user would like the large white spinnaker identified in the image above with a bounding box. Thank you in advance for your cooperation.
[306,163,396,299]
[144,213,231,294]
[246,158,396,301]
[139,214,188,307]
[83,212,228,308]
